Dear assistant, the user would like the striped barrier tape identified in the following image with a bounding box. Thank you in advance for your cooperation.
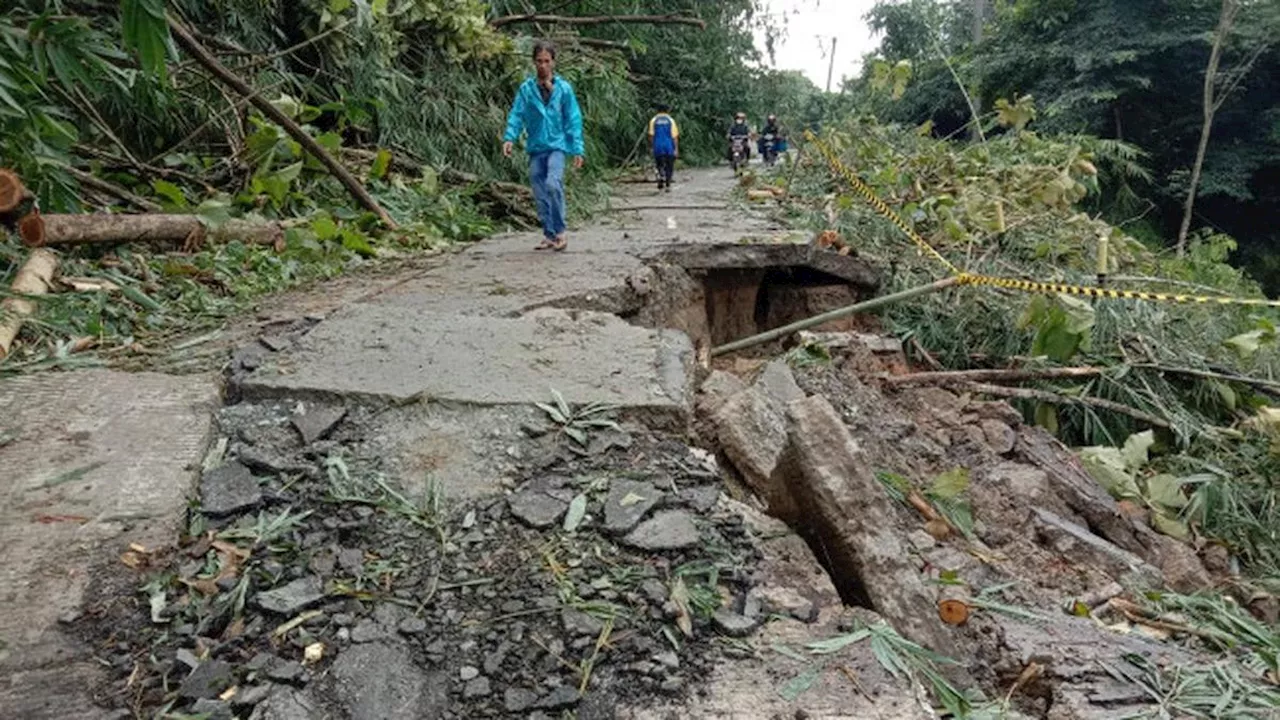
[802,130,1280,310]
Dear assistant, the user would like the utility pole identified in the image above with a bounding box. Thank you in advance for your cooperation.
[825,36,837,92]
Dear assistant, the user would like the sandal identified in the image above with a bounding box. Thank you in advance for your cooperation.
[535,238,556,250]
[551,235,567,251]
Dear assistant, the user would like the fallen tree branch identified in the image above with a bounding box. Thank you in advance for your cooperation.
[1106,597,1236,645]
[959,381,1171,429]
[0,249,59,359]
[490,13,706,29]
[884,366,1105,386]
[339,148,538,227]
[65,167,163,213]
[1132,363,1280,393]
[25,213,284,249]
[341,148,531,199]
[167,16,397,229]
[574,37,631,51]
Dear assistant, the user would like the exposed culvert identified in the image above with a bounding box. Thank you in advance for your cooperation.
[625,242,881,352]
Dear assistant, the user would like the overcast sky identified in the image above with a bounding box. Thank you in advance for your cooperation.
[754,0,882,91]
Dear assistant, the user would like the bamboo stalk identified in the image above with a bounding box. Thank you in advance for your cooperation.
[883,366,1105,386]
[0,249,59,359]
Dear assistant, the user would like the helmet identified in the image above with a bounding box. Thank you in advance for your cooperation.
[768,114,777,121]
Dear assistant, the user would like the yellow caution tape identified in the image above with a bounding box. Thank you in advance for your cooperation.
[802,130,1280,310]
[955,273,1280,308]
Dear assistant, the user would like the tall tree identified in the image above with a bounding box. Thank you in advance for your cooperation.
[1176,0,1271,255]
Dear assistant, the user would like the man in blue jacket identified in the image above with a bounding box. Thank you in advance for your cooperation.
[502,40,585,251]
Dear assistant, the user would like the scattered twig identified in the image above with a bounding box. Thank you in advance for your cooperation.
[64,167,162,213]
[959,381,1171,429]
[1107,597,1237,645]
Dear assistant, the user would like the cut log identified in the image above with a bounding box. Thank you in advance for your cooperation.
[0,249,59,359]
[17,211,45,247]
[25,213,284,249]
[0,169,26,214]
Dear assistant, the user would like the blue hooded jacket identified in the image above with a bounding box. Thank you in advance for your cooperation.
[503,75,585,157]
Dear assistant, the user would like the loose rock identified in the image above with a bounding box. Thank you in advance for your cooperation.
[463,676,492,699]
[350,619,385,643]
[190,698,233,720]
[621,511,700,551]
[327,642,448,720]
[200,461,262,517]
[398,617,428,635]
[561,608,605,637]
[505,688,538,713]
[508,487,570,529]
[711,609,761,638]
[537,685,580,710]
[255,576,325,615]
[602,479,661,534]
[179,660,234,700]
[291,403,347,445]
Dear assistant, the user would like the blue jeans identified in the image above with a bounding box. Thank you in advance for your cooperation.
[529,151,566,239]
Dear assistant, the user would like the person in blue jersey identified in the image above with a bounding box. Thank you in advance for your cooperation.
[647,104,680,192]
[502,40,585,251]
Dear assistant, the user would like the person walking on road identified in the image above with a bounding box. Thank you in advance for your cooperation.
[502,40,585,251]
[647,103,679,192]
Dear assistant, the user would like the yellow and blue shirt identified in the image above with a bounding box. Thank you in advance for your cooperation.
[648,113,679,156]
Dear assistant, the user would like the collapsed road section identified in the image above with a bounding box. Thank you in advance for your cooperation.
[6,167,1247,720]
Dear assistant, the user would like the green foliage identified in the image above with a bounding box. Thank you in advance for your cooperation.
[856,0,1280,291]
[120,0,170,82]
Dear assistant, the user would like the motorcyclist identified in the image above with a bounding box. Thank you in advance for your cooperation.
[759,114,781,161]
[727,112,751,161]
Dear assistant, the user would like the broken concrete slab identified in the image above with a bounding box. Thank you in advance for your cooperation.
[291,403,347,445]
[248,688,330,720]
[711,386,796,520]
[0,369,218,719]
[621,510,700,550]
[753,358,805,406]
[784,395,958,657]
[324,642,448,720]
[240,307,693,427]
[602,479,661,534]
[1032,507,1162,589]
[200,461,262,517]
[695,370,747,418]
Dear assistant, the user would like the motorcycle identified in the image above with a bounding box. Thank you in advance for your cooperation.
[761,133,778,167]
[729,135,749,174]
